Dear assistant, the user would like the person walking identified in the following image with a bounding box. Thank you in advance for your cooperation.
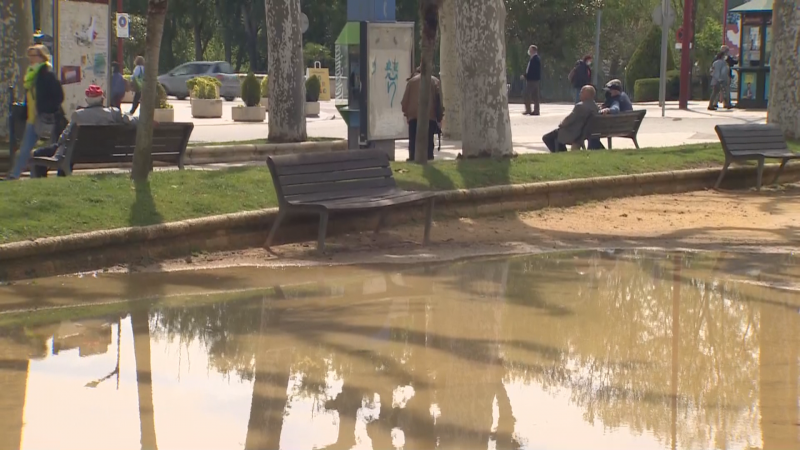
[521,45,541,116]
[110,62,126,109]
[721,45,738,107]
[129,56,145,114]
[5,44,64,180]
[401,68,444,162]
[708,52,732,111]
[568,55,593,104]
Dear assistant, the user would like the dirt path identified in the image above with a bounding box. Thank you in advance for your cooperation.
[155,184,800,272]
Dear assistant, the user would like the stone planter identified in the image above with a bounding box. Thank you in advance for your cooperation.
[191,98,223,118]
[260,98,269,111]
[231,106,266,122]
[305,102,320,116]
[154,108,175,123]
[122,91,135,103]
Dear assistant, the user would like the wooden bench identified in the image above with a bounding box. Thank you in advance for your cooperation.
[265,150,436,252]
[714,123,799,190]
[30,122,194,175]
[579,109,647,149]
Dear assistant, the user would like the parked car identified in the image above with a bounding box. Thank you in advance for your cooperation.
[158,61,240,101]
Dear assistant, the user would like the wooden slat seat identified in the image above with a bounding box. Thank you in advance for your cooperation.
[30,122,194,175]
[265,150,436,252]
[579,110,647,149]
[714,124,799,190]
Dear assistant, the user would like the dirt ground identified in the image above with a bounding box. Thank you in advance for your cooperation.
[155,184,800,272]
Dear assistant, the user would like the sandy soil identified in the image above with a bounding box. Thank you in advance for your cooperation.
[153,184,800,272]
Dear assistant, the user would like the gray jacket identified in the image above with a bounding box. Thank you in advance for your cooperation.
[710,59,730,85]
[558,99,599,144]
[55,105,137,155]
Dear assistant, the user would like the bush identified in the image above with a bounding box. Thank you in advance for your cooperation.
[305,75,321,102]
[625,27,676,100]
[666,69,680,100]
[260,75,269,98]
[186,76,221,100]
[240,72,261,107]
[634,78,660,102]
[156,83,172,109]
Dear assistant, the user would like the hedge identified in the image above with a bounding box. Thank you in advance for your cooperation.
[625,27,676,100]
[634,78,660,102]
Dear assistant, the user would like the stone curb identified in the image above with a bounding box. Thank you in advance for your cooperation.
[1,163,797,280]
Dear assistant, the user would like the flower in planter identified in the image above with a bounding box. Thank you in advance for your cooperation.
[186,76,221,100]
[156,83,172,109]
[240,72,261,107]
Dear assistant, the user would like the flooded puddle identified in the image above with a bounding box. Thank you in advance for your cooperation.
[1,250,799,450]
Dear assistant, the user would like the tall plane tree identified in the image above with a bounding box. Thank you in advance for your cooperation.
[413,0,441,164]
[767,0,800,139]
[456,0,513,158]
[0,0,33,140]
[438,0,461,140]
[266,0,306,142]
[131,0,169,181]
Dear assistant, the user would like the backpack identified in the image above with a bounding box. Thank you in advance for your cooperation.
[568,65,577,84]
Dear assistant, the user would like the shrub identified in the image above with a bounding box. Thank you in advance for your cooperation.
[260,75,269,98]
[156,83,172,109]
[625,27,676,100]
[666,69,680,100]
[187,76,220,100]
[634,78,660,102]
[305,75,321,102]
[240,72,261,107]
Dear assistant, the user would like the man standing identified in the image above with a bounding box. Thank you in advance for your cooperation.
[542,85,598,152]
[568,55,593,104]
[401,68,444,162]
[521,45,541,116]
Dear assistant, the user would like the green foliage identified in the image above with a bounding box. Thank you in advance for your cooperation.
[156,83,172,109]
[260,75,269,98]
[634,78,660,102]
[695,17,724,75]
[305,75,321,102]
[303,42,332,69]
[666,69,681,100]
[187,76,221,99]
[240,73,261,107]
[625,27,676,100]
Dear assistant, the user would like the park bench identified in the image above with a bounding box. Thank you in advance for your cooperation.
[714,123,799,190]
[265,150,436,252]
[579,109,647,150]
[30,122,194,175]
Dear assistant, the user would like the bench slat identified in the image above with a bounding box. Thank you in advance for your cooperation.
[271,149,385,168]
[274,158,389,176]
[284,186,400,204]
[316,191,435,211]
[582,110,646,141]
[279,167,393,186]
[281,177,396,197]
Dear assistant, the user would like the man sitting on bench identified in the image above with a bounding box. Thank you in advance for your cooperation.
[587,79,633,150]
[30,84,138,178]
[542,85,598,152]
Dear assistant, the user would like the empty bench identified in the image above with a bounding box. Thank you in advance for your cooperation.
[714,124,799,190]
[265,150,436,252]
[30,122,194,175]
[579,110,647,149]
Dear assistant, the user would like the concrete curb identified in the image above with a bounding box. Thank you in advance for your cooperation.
[1,163,797,280]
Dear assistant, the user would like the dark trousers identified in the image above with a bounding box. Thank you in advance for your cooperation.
[542,129,567,153]
[523,80,540,114]
[31,144,70,178]
[111,94,124,109]
[408,119,436,161]
[587,138,605,150]
[129,91,142,114]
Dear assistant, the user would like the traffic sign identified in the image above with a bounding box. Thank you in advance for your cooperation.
[116,13,130,39]
[651,3,676,27]
[300,13,309,34]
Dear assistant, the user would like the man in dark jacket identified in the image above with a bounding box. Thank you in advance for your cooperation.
[542,85,598,152]
[588,79,633,149]
[521,45,541,115]
[569,55,593,103]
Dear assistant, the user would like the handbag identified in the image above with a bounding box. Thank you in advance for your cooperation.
[34,112,56,140]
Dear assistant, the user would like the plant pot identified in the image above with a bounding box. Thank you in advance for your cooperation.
[191,98,223,118]
[305,102,320,117]
[232,105,266,122]
[122,91,135,103]
[154,108,175,123]
[260,98,269,111]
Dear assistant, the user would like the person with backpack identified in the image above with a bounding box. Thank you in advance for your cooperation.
[568,55,593,104]
[129,55,145,114]
[708,52,732,111]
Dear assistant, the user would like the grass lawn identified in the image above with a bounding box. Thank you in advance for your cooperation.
[0,142,795,244]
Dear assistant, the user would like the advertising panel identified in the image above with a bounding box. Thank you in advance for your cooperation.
[365,22,414,141]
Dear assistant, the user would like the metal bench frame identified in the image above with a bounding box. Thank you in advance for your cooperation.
[714,124,799,190]
[579,110,647,150]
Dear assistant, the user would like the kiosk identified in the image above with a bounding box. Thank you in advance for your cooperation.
[730,0,772,109]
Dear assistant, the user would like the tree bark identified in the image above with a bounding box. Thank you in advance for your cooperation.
[265,0,306,143]
[438,0,461,140]
[456,0,513,158]
[0,0,19,140]
[766,0,800,139]
[132,310,159,450]
[131,0,169,181]
[414,0,440,164]
[39,0,54,35]
[12,0,33,94]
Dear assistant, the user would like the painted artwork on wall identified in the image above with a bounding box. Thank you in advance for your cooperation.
[57,0,110,115]
[764,72,769,101]
[740,72,756,100]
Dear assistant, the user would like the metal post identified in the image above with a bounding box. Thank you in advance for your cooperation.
[593,10,602,87]
[658,0,668,117]
[117,0,123,67]
[679,0,694,109]
[722,0,729,45]
[7,85,16,159]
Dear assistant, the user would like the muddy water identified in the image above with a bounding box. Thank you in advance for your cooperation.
[0,250,798,450]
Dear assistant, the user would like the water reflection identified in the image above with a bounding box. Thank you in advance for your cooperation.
[0,251,798,450]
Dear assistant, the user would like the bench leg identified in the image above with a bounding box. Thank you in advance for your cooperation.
[264,209,287,249]
[374,211,387,235]
[756,158,764,191]
[317,210,329,253]
[607,137,613,150]
[423,198,435,246]
[771,159,789,185]
[632,137,640,149]
[714,159,731,189]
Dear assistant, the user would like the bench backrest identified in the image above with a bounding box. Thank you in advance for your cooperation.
[715,124,789,157]
[582,110,647,139]
[64,123,194,165]
[267,150,396,204]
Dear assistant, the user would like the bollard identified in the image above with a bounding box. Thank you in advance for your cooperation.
[7,85,15,159]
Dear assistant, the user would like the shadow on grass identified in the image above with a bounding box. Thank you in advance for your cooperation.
[129,180,164,227]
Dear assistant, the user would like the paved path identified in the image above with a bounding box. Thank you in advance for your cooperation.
[134,99,767,161]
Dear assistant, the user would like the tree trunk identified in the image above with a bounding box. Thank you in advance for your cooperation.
[455,0,513,158]
[438,0,460,140]
[766,0,800,139]
[414,0,440,164]
[39,0,54,35]
[12,0,33,94]
[132,310,159,450]
[0,0,19,140]
[193,17,204,61]
[131,0,169,181]
[265,0,306,143]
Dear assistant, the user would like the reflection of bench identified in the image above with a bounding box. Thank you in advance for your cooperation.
[30,123,194,175]
[265,150,436,252]
[714,124,799,190]
[579,110,647,149]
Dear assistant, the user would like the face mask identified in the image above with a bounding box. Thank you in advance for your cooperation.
[587,61,593,66]
[605,91,612,100]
